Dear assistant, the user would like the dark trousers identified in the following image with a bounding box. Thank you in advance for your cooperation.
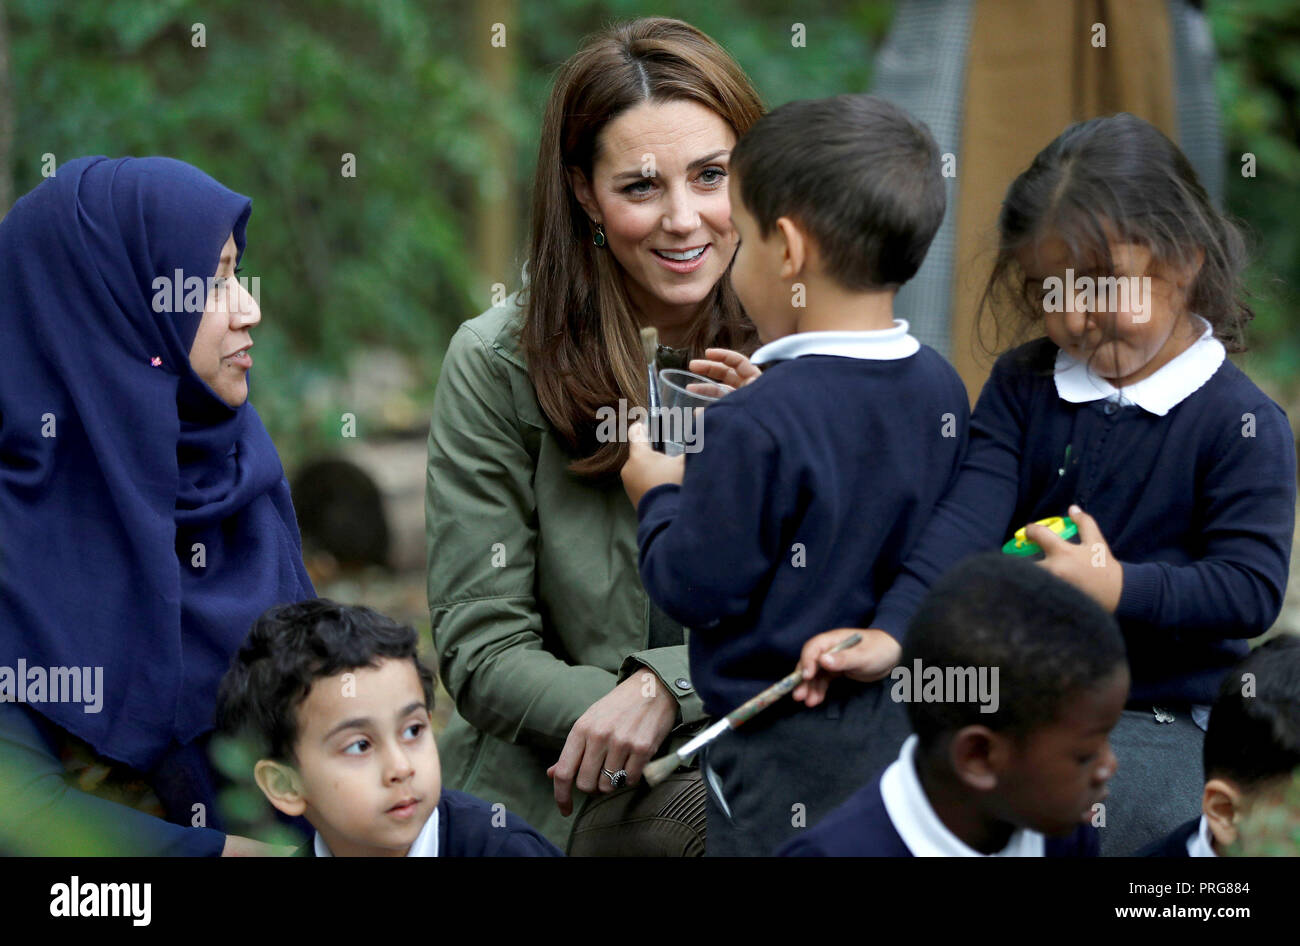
[701,678,911,857]
[1099,705,1205,856]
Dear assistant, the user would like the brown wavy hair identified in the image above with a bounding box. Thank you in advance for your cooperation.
[519,17,762,478]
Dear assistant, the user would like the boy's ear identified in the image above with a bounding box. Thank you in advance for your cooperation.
[949,726,999,791]
[1203,777,1243,852]
[567,167,601,225]
[773,216,808,280]
[254,759,308,818]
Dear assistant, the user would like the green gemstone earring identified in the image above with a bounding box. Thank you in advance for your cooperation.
[593,223,606,247]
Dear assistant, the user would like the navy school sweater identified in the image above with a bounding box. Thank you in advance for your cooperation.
[1137,817,1201,857]
[776,770,1099,857]
[296,789,562,857]
[636,349,970,716]
[872,338,1296,705]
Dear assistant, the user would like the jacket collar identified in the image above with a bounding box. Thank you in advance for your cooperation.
[750,321,920,365]
[881,736,1046,857]
[1053,316,1224,416]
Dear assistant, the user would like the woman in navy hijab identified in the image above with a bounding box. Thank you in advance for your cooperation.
[0,156,315,855]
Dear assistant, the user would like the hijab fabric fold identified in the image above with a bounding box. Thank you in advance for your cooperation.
[0,156,314,770]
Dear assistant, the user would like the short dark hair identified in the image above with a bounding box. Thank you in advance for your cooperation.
[1204,636,1300,789]
[216,598,436,763]
[903,554,1127,745]
[729,93,945,291]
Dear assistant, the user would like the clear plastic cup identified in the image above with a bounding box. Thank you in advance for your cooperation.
[656,369,733,455]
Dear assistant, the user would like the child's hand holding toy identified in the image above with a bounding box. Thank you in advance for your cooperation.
[1026,504,1124,612]
[792,628,902,707]
[620,421,686,508]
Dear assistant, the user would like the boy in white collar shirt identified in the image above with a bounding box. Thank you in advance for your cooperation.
[781,554,1125,857]
[217,600,561,857]
[1140,636,1300,857]
[621,94,969,856]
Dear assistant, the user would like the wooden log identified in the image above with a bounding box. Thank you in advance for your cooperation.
[291,436,428,573]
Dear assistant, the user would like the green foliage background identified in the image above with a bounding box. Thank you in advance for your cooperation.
[4,0,1298,460]
[1210,0,1300,398]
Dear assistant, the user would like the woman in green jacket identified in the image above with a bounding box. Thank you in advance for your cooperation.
[425,18,762,849]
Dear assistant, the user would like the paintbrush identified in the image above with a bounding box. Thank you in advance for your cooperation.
[642,632,864,786]
[640,326,665,453]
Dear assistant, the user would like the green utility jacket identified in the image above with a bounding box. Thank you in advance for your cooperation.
[425,295,706,848]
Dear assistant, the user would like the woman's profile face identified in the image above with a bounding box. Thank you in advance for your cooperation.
[572,99,738,334]
[188,233,260,407]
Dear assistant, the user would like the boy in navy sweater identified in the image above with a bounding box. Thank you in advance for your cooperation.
[621,95,969,856]
[1141,636,1300,857]
[217,599,560,857]
[780,554,1126,856]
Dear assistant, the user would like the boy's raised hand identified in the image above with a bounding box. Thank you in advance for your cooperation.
[688,347,761,390]
[1027,504,1123,612]
[793,628,902,708]
[620,421,685,508]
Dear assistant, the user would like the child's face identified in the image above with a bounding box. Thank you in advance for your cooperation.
[1016,234,1201,387]
[994,666,1128,838]
[726,174,798,343]
[290,657,439,857]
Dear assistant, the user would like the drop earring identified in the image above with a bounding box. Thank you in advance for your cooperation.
[593,222,606,248]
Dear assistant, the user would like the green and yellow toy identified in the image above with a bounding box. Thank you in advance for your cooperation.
[1002,515,1079,559]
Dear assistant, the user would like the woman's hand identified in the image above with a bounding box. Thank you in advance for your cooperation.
[620,421,685,508]
[688,348,761,390]
[792,628,902,708]
[546,671,679,816]
[1029,504,1124,612]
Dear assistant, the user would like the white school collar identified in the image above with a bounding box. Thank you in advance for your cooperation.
[314,804,439,857]
[750,321,921,365]
[880,735,1047,857]
[1187,814,1217,858]
[1053,316,1224,416]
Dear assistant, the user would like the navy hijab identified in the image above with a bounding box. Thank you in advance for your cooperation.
[0,156,315,771]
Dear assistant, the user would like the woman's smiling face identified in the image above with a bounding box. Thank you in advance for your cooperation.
[570,99,738,338]
[188,233,260,406]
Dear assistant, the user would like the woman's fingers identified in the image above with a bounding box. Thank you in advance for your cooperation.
[549,729,588,816]
[600,742,632,794]
[573,728,610,797]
